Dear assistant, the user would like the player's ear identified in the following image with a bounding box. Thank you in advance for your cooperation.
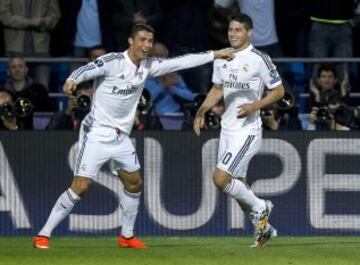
[128,37,134,47]
[247,28,253,38]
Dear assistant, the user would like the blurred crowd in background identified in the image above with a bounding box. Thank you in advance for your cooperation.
[0,0,360,132]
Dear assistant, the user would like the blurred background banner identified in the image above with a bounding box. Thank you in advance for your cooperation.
[0,131,359,236]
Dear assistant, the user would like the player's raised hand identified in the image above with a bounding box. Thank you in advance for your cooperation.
[213,48,238,61]
[193,113,205,136]
[63,79,77,95]
[237,103,257,118]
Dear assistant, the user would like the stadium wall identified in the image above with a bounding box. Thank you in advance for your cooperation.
[0,131,359,236]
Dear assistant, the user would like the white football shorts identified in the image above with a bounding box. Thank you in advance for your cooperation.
[74,124,140,179]
[217,130,262,178]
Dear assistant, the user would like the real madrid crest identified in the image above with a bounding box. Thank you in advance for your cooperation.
[136,71,143,79]
[242,64,249,72]
[81,163,87,172]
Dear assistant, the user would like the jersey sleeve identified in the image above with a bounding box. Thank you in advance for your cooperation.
[211,59,223,85]
[67,54,112,84]
[149,51,214,77]
[259,54,282,89]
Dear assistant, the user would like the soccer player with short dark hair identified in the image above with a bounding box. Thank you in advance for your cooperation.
[193,13,285,247]
[33,23,238,249]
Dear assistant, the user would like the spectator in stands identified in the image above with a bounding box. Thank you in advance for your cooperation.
[3,56,54,111]
[160,0,214,93]
[50,1,112,60]
[309,63,349,107]
[308,0,355,81]
[0,90,18,130]
[309,64,353,131]
[0,0,61,89]
[275,1,310,57]
[215,0,283,57]
[89,45,106,62]
[112,0,162,51]
[2,56,55,129]
[72,1,112,70]
[46,81,92,130]
[145,42,195,116]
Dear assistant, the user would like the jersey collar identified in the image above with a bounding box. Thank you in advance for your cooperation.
[235,44,253,56]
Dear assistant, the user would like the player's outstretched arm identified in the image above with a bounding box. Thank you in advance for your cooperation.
[66,54,113,89]
[150,48,238,77]
[193,84,224,136]
[213,48,238,61]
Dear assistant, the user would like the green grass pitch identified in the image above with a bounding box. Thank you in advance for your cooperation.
[1,236,360,265]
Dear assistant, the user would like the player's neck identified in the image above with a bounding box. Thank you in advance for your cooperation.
[128,49,142,66]
[233,42,251,51]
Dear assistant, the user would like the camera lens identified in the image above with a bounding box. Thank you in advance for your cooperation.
[13,98,33,117]
[138,90,151,111]
[77,95,91,112]
[316,107,331,124]
[0,104,15,119]
[206,111,220,130]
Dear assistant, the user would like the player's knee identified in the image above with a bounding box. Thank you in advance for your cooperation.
[71,176,92,197]
[212,169,231,190]
[125,180,142,193]
[125,175,143,193]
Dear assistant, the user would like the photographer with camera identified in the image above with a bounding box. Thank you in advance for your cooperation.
[46,82,92,130]
[261,82,302,131]
[0,91,18,131]
[308,63,355,130]
[133,89,163,131]
[2,56,56,129]
[182,93,224,131]
[310,89,360,130]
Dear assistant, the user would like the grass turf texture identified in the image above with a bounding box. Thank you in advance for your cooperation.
[1,236,360,265]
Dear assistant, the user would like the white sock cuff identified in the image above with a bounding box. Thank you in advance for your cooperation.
[223,178,235,194]
[67,188,81,202]
[124,189,141,198]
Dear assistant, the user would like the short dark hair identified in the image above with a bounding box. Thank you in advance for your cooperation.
[317,63,337,78]
[129,23,155,38]
[229,13,253,30]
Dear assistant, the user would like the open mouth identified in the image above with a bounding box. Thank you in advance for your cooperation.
[141,49,150,56]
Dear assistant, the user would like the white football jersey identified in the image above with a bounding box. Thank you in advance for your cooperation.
[212,44,282,133]
[68,50,214,134]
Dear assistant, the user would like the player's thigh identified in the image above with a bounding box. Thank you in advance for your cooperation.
[217,131,261,179]
[74,126,110,179]
[109,134,141,174]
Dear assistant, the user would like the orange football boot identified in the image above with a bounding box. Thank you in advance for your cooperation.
[33,236,49,249]
[118,236,146,248]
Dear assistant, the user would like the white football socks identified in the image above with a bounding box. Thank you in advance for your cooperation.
[223,177,265,213]
[38,188,80,237]
[120,190,141,238]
